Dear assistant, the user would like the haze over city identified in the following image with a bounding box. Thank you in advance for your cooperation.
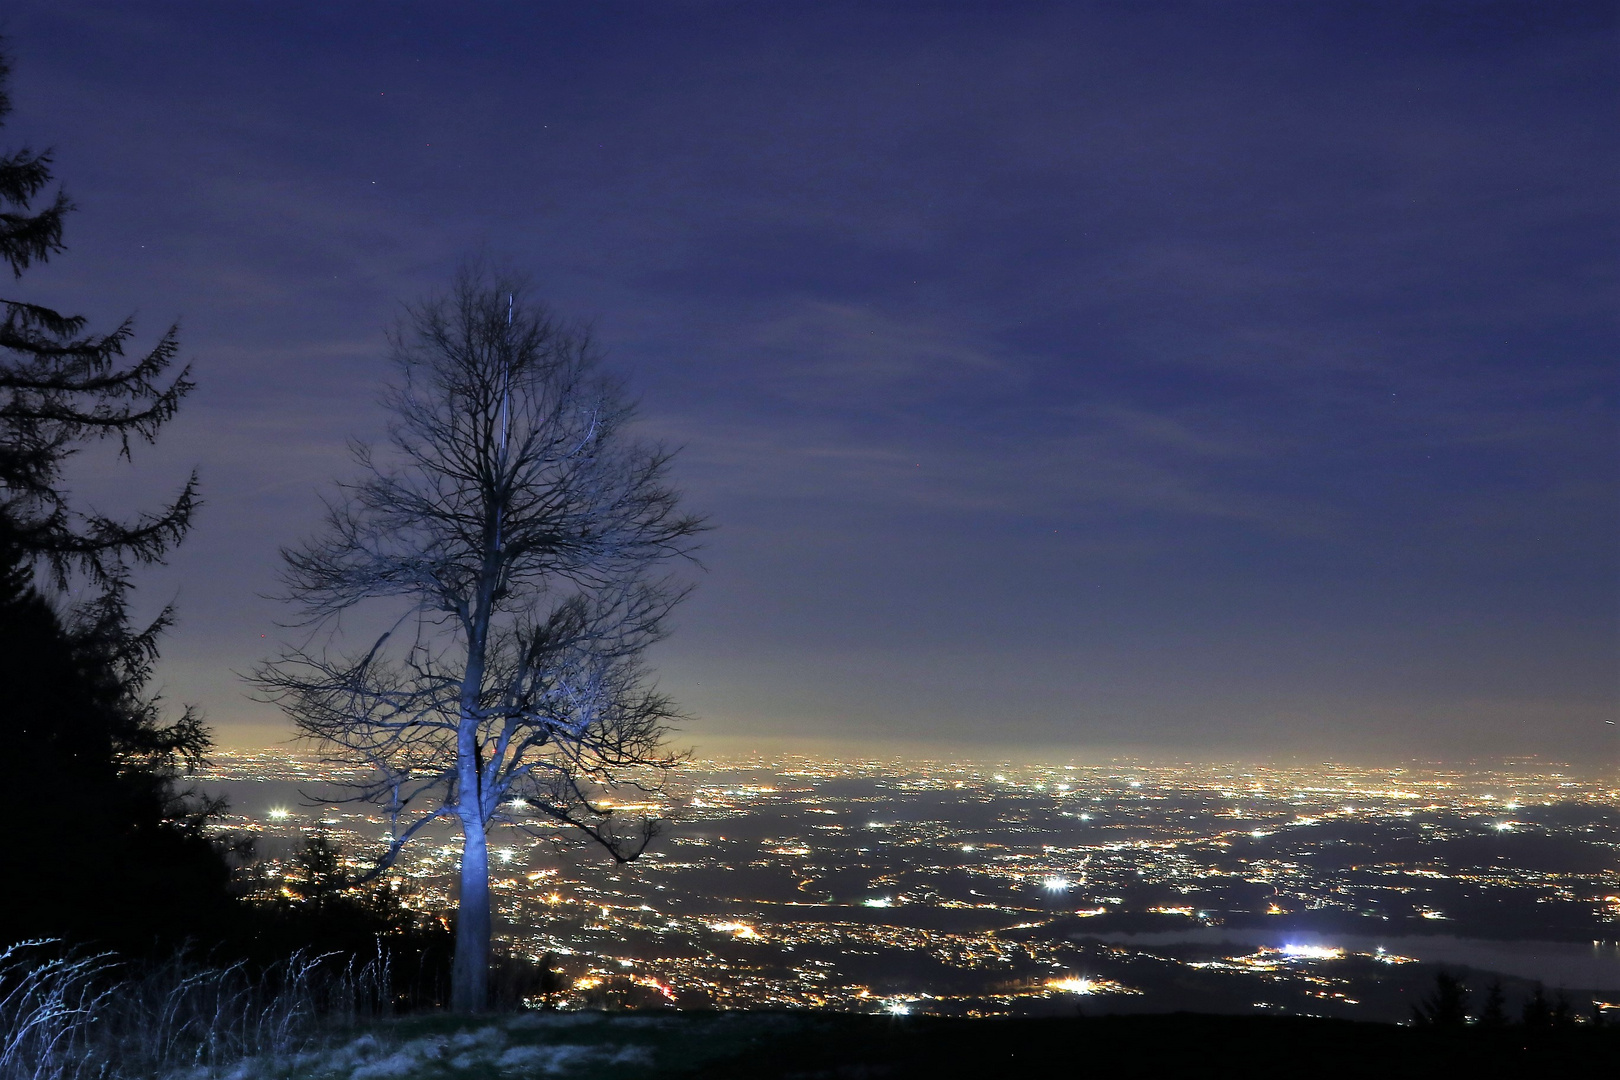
[4,2,1613,764]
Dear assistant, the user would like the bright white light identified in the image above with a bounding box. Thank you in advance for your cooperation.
[1493,822,1514,832]
[267,808,289,821]
[1281,944,1344,960]
[1057,784,1071,792]
[1042,877,1072,892]
[886,1003,911,1015]
[993,774,1007,783]
[1079,813,1091,821]
[863,897,895,908]
[1128,780,1141,788]
[961,845,975,852]
[1048,976,1097,994]
[497,848,515,864]
[1249,829,1269,839]
[709,922,760,939]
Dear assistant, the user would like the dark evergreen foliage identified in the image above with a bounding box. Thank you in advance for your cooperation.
[1479,979,1510,1030]
[0,45,454,987]
[0,46,196,595]
[0,52,69,278]
[0,41,221,952]
[1522,983,1552,1031]
[1551,990,1576,1031]
[1411,970,1470,1030]
[0,540,235,947]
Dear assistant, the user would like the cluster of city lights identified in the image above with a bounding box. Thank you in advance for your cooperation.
[200,750,1613,1019]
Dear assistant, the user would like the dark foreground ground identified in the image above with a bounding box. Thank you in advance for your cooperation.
[679,1013,1616,1079]
[336,1010,1620,1080]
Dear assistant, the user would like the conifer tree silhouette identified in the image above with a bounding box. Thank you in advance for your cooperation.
[1478,980,1509,1030]
[1412,971,1469,1030]
[0,42,222,949]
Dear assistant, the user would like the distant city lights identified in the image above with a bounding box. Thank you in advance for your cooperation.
[207,747,1607,1019]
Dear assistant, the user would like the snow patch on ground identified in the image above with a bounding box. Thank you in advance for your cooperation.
[185,1012,662,1079]
[348,1049,423,1079]
[505,1011,606,1030]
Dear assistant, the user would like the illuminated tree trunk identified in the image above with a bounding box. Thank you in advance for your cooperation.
[452,817,492,1012]
[452,582,495,1013]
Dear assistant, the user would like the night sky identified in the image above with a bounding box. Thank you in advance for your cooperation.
[4,3,1614,761]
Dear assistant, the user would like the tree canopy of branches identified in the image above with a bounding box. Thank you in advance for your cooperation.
[0,43,224,949]
[256,267,705,1012]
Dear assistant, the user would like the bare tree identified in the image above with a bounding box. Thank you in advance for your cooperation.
[255,268,704,1012]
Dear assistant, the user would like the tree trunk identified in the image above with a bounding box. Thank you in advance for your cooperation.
[451,819,492,1012]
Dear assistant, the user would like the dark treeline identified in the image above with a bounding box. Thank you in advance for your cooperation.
[1411,970,1608,1042]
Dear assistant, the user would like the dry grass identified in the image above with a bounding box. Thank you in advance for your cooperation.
[0,940,392,1080]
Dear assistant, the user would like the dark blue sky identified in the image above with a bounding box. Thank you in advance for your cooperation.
[4,2,1614,760]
